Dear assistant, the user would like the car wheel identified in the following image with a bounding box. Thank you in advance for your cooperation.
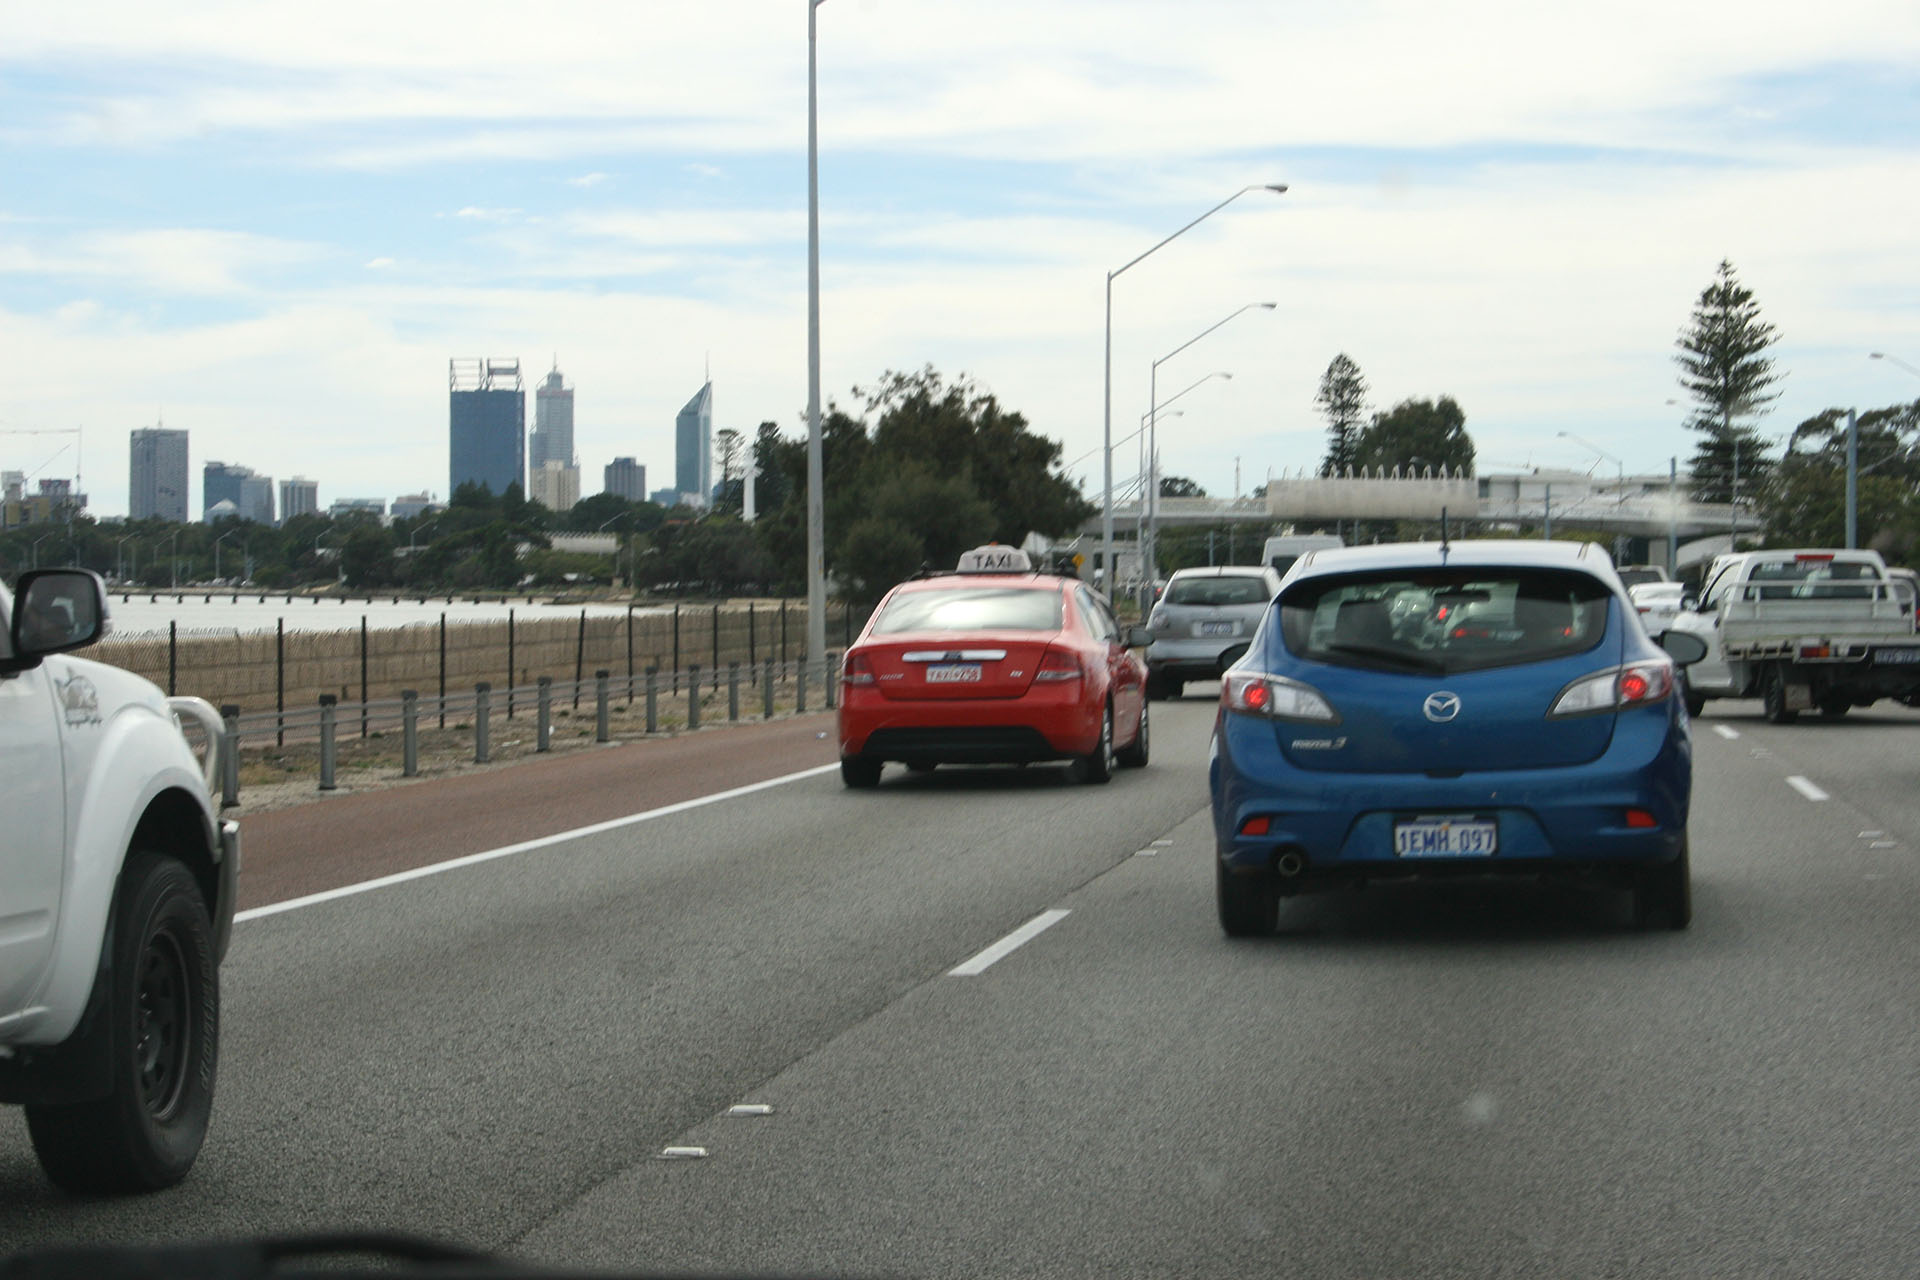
[1164,678,1184,700]
[1216,858,1278,938]
[1817,695,1850,720]
[1684,685,1706,719]
[1145,672,1168,701]
[840,757,882,788]
[25,853,219,1193]
[1072,705,1114,785]
[1632,837,1692,931]
[1762,665,1798,724]
[906,762,937,774]
[1116,698,1149,768]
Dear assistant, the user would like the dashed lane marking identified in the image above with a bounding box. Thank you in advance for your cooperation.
[948,909,1071,977]
[1712,725,1740,740]
[1785,775,1830,803]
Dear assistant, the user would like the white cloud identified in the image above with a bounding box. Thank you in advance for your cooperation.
[364,256,395,269]
[565,172,608,188]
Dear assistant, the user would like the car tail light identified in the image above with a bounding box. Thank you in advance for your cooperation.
[1221,670,1338,723]
[1033,649,1082,683]
[843,653,875,686]
[1239,816,1273,836]
[1548,659,1675,717]
[1625,809,1658,829]
[1147,610,1172,631]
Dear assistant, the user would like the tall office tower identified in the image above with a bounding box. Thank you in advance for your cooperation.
[204,461,275,524]
[529,364,575,472]
[239,473,275,525]
[2,471,24,502]
[675,381,712,508]
[279,477,319,523]
[603,457,646,502]
[130,426,190,522]
[449,357,526,497]
[530,459,580,512]
[390,493,436,521]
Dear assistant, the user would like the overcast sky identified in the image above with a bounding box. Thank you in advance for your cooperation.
[4,0,1918,519]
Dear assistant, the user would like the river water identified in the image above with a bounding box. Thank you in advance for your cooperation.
[102,592,666,637]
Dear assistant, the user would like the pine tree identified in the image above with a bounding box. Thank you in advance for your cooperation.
[1315,354,1368,477]
[1675,260,1782,504]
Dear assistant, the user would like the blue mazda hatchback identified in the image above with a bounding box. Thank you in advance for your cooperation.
[1209,540,1707,936]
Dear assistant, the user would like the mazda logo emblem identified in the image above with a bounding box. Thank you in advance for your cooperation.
[1423,692,1462,723]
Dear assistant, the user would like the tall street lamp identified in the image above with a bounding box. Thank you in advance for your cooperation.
[1141,372,1232,578]
[805,0,828,681]
[1147,303,1275,578]
[1102,184,1287,597]
[115,534,138,583]
[1870,351,1920,380]
[1555,430,1625,500]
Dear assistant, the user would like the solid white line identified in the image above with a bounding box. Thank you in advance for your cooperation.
[234,763,841,923]
[1785,775,1830,803]
[948,909,1071,977]
[1712,725,1740,740]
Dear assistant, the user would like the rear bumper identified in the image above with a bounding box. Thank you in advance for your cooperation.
[1147,638,1245,678]
[1210,706,1692,881]
[839,687,1099,762]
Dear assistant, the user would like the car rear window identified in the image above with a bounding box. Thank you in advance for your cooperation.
[1279,568,1612,674]
[1616,569,1667,589]
[872,585,1064,634]
[1165,576,1269,607]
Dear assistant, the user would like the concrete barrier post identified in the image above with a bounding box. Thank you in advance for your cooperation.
[824,651,839,710]
[645,666,659,734]
[401,690,419,777]
[318,695,338,791]
[796,658,808,714]
[688,664,702,730]
[728,662,740,722]
[596,669,611,743]
[536,677,553,752]
[220,704,241,809]
[762,658,776,719]
[475,682,492,763]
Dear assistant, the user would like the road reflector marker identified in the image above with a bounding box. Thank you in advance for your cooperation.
[949,909,1070,976]
[728,1104,774,1117]
[658,1146,709,1160]
[1785,775,1829,802]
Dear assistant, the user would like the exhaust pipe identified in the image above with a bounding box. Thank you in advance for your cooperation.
[1275,851,1305,878]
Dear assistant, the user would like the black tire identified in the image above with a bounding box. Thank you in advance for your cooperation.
[1684,690,1707,719]
[1817,695,1850,720]
[1217,858,1278,938]
[1145,672,1168,702]
[1164,678,1185,700]
[1762,665,1799,724]
[905,762,937,775]
[840,757,882,789]
[1116,698,1150,768]
[1071,705,1114,785]
[25,854,218,1194]
[1633,837,1692,931]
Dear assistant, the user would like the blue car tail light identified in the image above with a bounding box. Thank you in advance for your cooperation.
[1221,670,1339,723]
[1547,658,1675,718]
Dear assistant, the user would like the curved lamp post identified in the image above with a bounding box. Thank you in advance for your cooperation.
[1102,184,1287,596]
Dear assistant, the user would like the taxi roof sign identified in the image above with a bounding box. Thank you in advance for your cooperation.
[955,545,1033,574]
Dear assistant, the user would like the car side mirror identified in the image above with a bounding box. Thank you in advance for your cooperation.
[1682,594,1701,612]
[7,568,107,672]
[1659,630,1708,666]
[1125,626,1153,649]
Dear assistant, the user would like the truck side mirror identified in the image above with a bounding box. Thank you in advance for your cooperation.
[7,569,107,671]
[1659,630,1709,666]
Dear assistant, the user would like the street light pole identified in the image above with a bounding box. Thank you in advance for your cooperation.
[1147,303,1274,580]
[1101,183,1286,598]
[805,0,828,681]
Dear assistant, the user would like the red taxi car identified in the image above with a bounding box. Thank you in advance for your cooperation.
[837,546,1152,787]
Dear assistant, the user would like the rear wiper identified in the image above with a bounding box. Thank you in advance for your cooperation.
[1322,642,1445,673]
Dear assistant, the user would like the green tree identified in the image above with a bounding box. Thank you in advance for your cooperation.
[1315,353,1368,476]
[1758,400,1920,554]
[1353,396,1475,475]
[1159,475,1206,498]
[1676,259,1782,504]
[340,524,395,588]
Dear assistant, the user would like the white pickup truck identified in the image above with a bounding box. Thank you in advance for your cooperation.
[0,568,239,1192]
[1668,549,1920,723]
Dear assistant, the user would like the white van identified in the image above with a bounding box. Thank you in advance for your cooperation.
[1261,534,1344,576]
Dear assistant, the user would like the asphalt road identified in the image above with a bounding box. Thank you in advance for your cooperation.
[4,692,1919,1278]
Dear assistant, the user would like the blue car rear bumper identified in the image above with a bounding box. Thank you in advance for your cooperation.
[1210,705,1691,880]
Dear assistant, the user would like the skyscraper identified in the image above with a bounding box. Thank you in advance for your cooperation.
[529,460,580,512]
[204,461,274,524]
[603,457,646,502]
[449,357,525,498]
[675,381,712,507]
[130,426,189,522]
[529,364,575,471]
[279,477,319,523]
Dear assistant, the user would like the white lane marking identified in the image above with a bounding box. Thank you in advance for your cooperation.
[1785,775,1830,803]
[235,763,841,923]
[1134,848,1157,857]
[1712,725,1739,740]
[1151,839,1175,847]
[948,909,1071,977]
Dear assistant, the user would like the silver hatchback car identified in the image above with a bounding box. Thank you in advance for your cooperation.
[1144,565,1283,699]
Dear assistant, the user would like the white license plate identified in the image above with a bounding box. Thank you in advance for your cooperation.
[1394,817,1498,857]
[1198,621,1236,637]
[925,664,983,683]
[1874,648,1920,664]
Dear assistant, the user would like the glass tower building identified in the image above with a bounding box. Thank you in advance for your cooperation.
[449,358,525,498]
[675,381,713,507]
[129,426,190,522]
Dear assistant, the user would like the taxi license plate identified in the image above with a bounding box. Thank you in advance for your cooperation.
[1394,817,1497,857]
[926,664,983,683]
[1874,648,1920,664]
[1198,621,1235,637]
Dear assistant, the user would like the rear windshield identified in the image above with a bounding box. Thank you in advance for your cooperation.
[872,585,1063,634]
[1616,568,1667,589]
[1742,559,1883,600]
[1165,575,1270,607]
[1279,568,1612,675]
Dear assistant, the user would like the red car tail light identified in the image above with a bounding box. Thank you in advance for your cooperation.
[843,653,876,686]
[1033,649,1082,683]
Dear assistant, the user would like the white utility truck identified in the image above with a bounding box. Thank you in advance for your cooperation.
[0,568,238,1192]
[1667,549,1920,722]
